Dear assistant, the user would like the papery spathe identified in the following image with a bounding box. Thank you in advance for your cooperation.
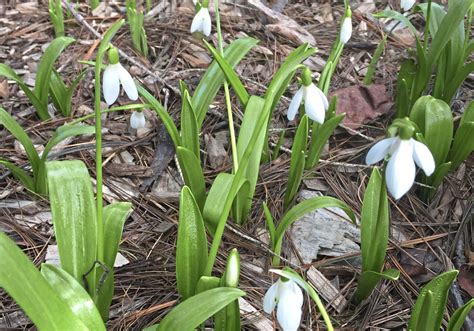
[263,278,303,331]
[366,137,435,199]
[190,7,212,37]
[287,83,328,124]
[103,62,138,105]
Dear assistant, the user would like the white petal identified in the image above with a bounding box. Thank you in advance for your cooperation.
[365,137,397,165]
[340,17,352,44]
[190,9,204,33]
[401,0,415,11]
[287,87,303,121]
[304,84,326,124]
[103,64,120,105]
[315,85,329,110]
[385,139,416,199]
[412,139,435,176]
[263,281,279,314]
[117,63,138,101]
[130,111,146,129]
[276,281,303,331]
[201,8,212,37]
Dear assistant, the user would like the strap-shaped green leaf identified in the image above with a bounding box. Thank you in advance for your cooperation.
[180,84,200,160]
[192,37,258,128]
[176,146,206,211]
[0,159,35,191]
[0,232,88,330]
[448,102,474,170]
[283,115,308,210]
[203,40,250,107]
[354,269,400,303]
[50,69,87,116]
[35,36,75,108]
[447,298,474,331]
[42,124,95,161]
[46,160,97,295]
[144,288,245,331]
[0,107,40,174]
[373,10,418,35]
[176,187,208,301]
[272,196,355,266]
[138,84,181,147]
[408,270,458,331]
[41,264,105,330]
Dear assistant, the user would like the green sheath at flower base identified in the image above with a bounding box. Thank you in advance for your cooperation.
[107,47,120,65]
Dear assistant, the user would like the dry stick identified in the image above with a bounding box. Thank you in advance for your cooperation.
[61,0,179,95]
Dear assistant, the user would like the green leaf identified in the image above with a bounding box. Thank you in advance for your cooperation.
[41,264,105,331]
[203,40,250,107]
[42,124,95,162]
[363,35,387,86]
[50,69,87,117]
[149,288,245,331]
[0,65,45,119]
[180,86,200,160]
[138,84,181,148]
[447,298,474,331]
[35,37,75,114]
[272,196,355,266]
[448,102,474,170]
[0,232,88,330]
[46,160,97,296]
[234,96,267,223]
[96,201,132,320]
[262,202,276,248]
[176,187,208,301]
[395,60,417,118]
[354,269,400,303]
[443,61,474,103]
[193,37,258,128]
[176,146,206,211]
[373,10,418,36]
[0,107,40,174]
[410,96,453,167]
[408,270,459,331]
[0,159,35,191]
[283,115,308,210]
[196,276,221,294]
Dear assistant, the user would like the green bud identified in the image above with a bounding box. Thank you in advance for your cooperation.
[224,248,240,288]
[301,67,312,87]
[108,47,120,65]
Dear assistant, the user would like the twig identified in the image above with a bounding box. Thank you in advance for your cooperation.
[61,0,179,95]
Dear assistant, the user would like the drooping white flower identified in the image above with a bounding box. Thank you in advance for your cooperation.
[401,0,416,12]
[130,111,146,129]
[103,47,138,105]
[340,16,352,44]
[190,7,212,37]
[287,83,328,124]
[263,278,304,331]
[366,137,435,199]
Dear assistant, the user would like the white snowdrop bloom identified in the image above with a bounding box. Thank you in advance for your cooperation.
[340,17,352,44]
[190,7,212,37]
[130,111,146,129]
[263,278,304,331]
[287,83,328,124]
[103,48,138,105]
[401,0,416,12]
[366,137,435,199]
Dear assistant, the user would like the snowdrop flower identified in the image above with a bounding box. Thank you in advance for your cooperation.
[103,47,138,106]
[287,67,328,124]
[130,111,146,129]
[190,3,211,37]
[366,124,435,199]
[340,10,352,44]
[263,278,303,331]
[401,0,416,12]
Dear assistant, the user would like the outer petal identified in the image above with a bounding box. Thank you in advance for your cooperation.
[130,111,146,129]
[201,8,212,37]
[401,0,416,11]
[340,17,352,44]
[276,281,303,331]
[117,63,138,101]
[263,281,279,314]
[412,139,435,176]
[190,8,205,34]
[385,139,416,199]
[315,85,329,110]
[365,137,397,165]
[103,64,120,105]
[287,87,303,121]
[304,84,325,124]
